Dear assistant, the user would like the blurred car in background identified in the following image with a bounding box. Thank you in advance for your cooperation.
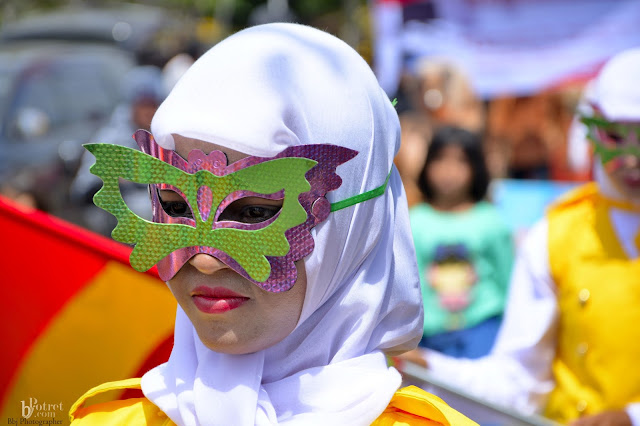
[0,41,134,214]
[0,4,195,220]
[0,4,188,66]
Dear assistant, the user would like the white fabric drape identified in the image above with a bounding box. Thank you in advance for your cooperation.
[141,23,423,426]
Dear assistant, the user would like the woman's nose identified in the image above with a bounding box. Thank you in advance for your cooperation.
[188,254,228,275]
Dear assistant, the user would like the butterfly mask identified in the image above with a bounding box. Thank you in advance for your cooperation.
[86,130,369,292]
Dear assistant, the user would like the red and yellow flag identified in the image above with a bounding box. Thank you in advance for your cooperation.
[0,196,175,422]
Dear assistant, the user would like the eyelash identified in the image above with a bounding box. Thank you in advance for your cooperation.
[219,205,280,223]
[160,200,193,219]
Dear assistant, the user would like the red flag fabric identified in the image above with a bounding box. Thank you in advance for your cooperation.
[0,196,175,423]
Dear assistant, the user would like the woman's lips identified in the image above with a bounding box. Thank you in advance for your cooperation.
[191,286,249,314]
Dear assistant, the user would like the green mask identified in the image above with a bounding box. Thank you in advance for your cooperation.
[87,130,392,292]
[581,115,640,163]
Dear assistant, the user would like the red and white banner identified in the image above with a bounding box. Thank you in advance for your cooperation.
[372,0,640,98]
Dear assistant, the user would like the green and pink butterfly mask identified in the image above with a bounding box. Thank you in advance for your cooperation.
[86,130,366,292]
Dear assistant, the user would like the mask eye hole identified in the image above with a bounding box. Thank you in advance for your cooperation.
[593,120,638,146]
[218,197,283,224]
[158,188,193,219]
[603,129,625,144]
[118,179,152,219]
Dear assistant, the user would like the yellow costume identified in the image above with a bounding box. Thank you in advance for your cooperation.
[545,183,640,422]
[69,378,477,426]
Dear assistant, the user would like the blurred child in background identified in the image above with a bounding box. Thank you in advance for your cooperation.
[394,59,485,207]
[410,126,514,358]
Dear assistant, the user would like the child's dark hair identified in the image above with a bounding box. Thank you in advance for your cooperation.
[417,126,490,202]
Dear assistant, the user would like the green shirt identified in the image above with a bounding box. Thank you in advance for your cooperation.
[409,201,514,336]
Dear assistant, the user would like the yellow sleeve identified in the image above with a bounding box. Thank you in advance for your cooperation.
[69,378,174,426]
[372,386,479,426]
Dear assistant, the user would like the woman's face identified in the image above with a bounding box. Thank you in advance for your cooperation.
[163,135,307,354]
[426,144,472,201]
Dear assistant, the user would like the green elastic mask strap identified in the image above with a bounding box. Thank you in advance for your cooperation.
[330,170,392,212]
[581,116,640,163]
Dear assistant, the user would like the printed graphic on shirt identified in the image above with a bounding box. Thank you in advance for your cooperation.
[427,244,477,316]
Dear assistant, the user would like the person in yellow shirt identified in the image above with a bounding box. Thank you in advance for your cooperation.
[401,47,640,426]
[69,23,476,426]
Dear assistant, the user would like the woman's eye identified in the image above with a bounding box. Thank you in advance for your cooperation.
[240,206,280,223]
[160,200,193,218]
[218,204,280,224]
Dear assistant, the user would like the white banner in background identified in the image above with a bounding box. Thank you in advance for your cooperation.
[372,0,640,98]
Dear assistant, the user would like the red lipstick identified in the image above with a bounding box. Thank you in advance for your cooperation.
[191,286,249,314]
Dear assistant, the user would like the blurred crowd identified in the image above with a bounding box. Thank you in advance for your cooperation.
[390,53,589,365]
[390,28,640,426]
[394,58,590,209]
[1,1,639,425]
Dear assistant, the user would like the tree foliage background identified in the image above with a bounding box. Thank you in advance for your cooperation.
[0,0,372,62]
[1,0,365,30]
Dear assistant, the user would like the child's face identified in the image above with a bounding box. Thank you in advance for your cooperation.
[164,136,307,354]
[426,145,472,201]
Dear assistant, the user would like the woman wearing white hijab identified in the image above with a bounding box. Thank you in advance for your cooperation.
[68,23,476,425]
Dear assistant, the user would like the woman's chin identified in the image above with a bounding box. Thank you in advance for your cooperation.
[193,323,289,355]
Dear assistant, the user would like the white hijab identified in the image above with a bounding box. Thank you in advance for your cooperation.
[586,47,640,205]
[141,23,423,425]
